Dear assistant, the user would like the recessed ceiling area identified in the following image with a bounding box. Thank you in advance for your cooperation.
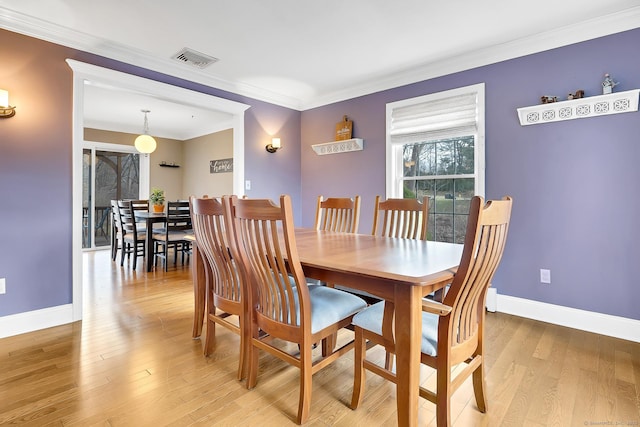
[83,83,234,140]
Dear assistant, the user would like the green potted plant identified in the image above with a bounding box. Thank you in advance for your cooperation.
[149,188,165,212]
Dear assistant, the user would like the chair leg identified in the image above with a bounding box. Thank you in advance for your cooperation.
[246,326,260,390]
[120,242,126,266]
[472,360,488,412]
[203,315,215,356]
[154,242,160,267]
[350,327,366,409]
[384,352,394,370]
[132,245,137,270]
[436,363,452,427]
[321,333,336,357]
[297,343,313,425]
[166,242,171,272]
[237,314,247,381]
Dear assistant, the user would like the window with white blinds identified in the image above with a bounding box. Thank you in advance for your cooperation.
[385,83,485,243]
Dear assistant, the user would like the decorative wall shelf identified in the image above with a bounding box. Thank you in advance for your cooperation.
[159,163,180,168]
[517,89,640,126]
[311,138,363,155]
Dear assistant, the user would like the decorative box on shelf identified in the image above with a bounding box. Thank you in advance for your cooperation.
[517,89,640,126]
[311,138,363,155]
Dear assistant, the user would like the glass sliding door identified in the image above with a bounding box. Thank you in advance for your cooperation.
[82,146,141,249]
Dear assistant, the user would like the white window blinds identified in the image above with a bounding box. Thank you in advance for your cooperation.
[389,92,478,144]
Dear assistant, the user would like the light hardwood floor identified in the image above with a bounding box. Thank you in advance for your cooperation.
[1,250,639,426]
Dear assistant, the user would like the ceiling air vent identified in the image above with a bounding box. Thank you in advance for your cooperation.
[171,48,219,69]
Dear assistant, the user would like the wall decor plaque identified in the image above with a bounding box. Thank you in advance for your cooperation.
[335,115,353,140]
[210,158,233,173]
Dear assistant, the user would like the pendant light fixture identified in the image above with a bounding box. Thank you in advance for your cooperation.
[134,109,157,154]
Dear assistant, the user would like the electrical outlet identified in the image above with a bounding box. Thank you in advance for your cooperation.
[540,269,551,284]
[0,278,5,294]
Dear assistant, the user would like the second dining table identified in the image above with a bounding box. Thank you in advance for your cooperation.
[191,228,463,427]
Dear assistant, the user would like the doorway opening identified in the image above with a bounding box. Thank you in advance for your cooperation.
[68,60,250,321]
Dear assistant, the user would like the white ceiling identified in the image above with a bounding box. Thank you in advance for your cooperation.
[1,1,640,139]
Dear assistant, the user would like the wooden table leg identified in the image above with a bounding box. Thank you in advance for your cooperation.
[145,219,154,272]
[394,285,422,427]
[191,243,206,338]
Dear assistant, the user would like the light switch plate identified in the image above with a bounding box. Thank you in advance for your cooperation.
[0,278,5,294]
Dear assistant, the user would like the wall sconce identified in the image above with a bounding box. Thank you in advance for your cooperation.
[0,89,16,118]
[265,137,281,153]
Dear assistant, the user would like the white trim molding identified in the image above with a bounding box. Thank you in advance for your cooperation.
[0,304,74,339]
[497,294,640,343]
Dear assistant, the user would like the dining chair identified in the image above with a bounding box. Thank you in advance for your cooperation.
[190,196,247,380]
[313,195,361,295]
[371,195,429,240]
[110,200,122,261]
[226,195,368,424]
[123,199,148,233]
[153,200,192,271]
[350,196,513,427]
[314,195,361,233]
[117,200,146,269]
[369,195,431,367]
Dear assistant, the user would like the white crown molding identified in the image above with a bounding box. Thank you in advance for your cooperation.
[497,294,640,343]
[1,6,640,111]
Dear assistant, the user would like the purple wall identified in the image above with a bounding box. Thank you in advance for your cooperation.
[0,29,301,317]
[2,25,639,323]
[300,28,640,321]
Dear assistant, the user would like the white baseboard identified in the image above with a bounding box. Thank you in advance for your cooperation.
[2,296,638,344]
[496,294,640,343]
[0,304,75,339]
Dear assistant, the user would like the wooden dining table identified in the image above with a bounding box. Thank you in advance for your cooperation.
[133,211,167,272]
[190,228,463,427]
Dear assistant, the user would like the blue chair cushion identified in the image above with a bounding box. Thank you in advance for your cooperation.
[352,301,439,357]
[260,275,366,334]
[307,285,367,334]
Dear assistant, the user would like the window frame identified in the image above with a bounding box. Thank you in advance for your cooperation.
[385,83,486,200]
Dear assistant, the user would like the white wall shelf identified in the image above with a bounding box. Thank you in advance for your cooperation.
[517,89,640,126]
[311,138,363,155]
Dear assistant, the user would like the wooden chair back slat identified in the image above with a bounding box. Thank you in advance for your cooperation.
[314,196,361,233]
[371,196,429,240]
